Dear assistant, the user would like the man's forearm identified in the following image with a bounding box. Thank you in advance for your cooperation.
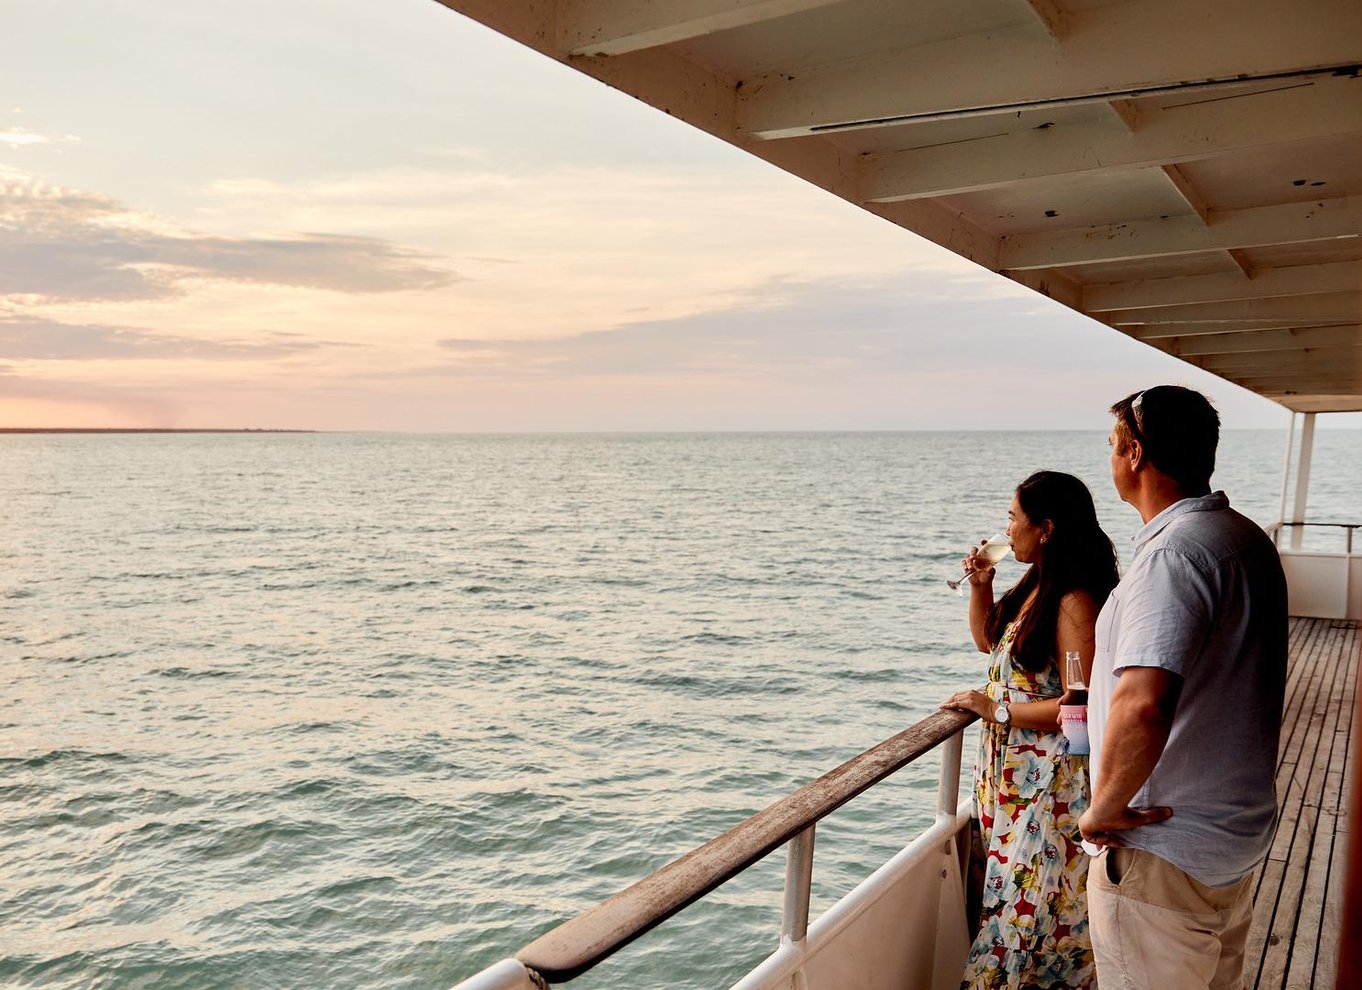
[1092,669,1178,815]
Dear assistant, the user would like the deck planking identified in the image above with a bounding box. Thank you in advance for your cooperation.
[1248,617,1359,990]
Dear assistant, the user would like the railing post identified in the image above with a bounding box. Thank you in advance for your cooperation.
[1290,412,1316,551]
[454,958,546,990]
[781,825,816,943]
[1276,411,1296,542]
[937,729,965,820]
[1347,527,1356,618]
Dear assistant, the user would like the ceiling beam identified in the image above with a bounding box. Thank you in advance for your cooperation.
[863,200,1002,271]
[1107,99,1143,133]
[1270,394,1362,412]
[1161,165,1210,223]
[1127,320,1350,338]
[1230,373,1362,390]
[1234,380,1362,392]
[1082,261,1362,312]
[432,1,562,49]
[1225,249,1256,279]
[1229,388,1362,404]
[1211,379,1362,397]
[1019,0,1069,42]
[559,0,850,57]
[735,0,1362,139]
[1230,369,1362,384]
[1186,344,1362,373]
[1006,268,1085,310]
[1104,291,1362,327]
[1148,325,1361,356]
[1204,354,1362,373]
[861,79,1362,203]
[1156,163,1258,280]
[999,196,1362,270]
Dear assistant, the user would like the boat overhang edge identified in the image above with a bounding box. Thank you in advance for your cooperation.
[432,0,1362,413]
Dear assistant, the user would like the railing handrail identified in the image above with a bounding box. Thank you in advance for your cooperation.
[1273,521,1362,528]
[512,708,977,982]
[1268,520,1360,554]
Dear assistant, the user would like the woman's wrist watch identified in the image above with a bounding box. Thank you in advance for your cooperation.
[993,702,1011,725]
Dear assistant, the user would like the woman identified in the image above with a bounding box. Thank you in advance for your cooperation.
[940,471,1119,990]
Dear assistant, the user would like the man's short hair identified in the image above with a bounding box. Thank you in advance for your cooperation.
[1110,385,1221,493]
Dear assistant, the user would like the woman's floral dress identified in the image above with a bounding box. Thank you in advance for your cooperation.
[961,621,1094,989]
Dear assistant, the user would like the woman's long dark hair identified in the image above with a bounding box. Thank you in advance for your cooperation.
[984,471,1119,673]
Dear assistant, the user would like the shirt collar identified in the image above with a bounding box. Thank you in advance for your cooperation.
[1132,490,1230,548]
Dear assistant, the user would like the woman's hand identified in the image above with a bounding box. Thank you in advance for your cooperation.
[960,545,995,589]
[940,689,994,721]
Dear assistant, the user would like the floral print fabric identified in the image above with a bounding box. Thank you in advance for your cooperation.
[961,622,1095,989]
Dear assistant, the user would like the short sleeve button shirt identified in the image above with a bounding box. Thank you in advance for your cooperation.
[1090,492,1288,886]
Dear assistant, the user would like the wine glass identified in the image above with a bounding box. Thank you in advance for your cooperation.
[945,533,1010,595]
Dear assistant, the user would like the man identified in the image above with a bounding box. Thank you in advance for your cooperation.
[1079,385,1288,989]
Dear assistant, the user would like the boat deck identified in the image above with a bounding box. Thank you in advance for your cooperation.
[1248,616,1359,990]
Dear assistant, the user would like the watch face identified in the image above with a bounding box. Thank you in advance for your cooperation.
[994,704,1009,723]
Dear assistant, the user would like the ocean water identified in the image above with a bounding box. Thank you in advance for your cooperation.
[2,430,1358,990]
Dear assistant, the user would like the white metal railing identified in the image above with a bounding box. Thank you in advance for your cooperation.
[1268,521,1361,555]
[454,710,976,989]
[1267,521,1362,621]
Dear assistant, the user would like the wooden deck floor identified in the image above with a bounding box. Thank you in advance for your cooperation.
[1247,616,1359,990]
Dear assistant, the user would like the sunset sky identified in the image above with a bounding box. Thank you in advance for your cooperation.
[2,0,1354,431]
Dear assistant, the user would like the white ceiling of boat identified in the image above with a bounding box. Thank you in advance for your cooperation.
[435,0,1362,413]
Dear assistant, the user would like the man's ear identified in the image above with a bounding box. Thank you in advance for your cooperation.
[1127,437,1145,471]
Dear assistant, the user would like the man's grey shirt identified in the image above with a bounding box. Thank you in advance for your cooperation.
[1090,491,1288,886]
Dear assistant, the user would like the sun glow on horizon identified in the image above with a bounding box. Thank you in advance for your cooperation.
[0,397,161,430]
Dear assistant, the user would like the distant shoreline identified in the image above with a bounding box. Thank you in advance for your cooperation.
[0,428,316,435]
[1,427,1356,436]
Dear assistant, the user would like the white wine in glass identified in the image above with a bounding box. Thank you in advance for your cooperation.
[946,533,1011,594]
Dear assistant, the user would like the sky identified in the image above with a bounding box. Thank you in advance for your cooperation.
[1,0,1355,432]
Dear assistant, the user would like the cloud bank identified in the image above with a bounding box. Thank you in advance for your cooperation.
[0,314,356,361]
[433,272,1064,378]
[0,127,78,148]
[0,167,457,302]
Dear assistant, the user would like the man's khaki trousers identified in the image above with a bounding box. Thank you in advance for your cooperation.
[1087,847,1255,990]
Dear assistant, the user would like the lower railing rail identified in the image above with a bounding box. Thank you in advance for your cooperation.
[455,708,977,989]
[1268,520,1361,553]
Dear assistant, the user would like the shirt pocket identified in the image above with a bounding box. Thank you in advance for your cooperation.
[1095,592,1118,655]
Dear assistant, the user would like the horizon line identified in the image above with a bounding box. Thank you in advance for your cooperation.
[4,425,1354,436]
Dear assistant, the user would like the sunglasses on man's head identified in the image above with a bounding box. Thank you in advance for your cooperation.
[1124,390,1147,446]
